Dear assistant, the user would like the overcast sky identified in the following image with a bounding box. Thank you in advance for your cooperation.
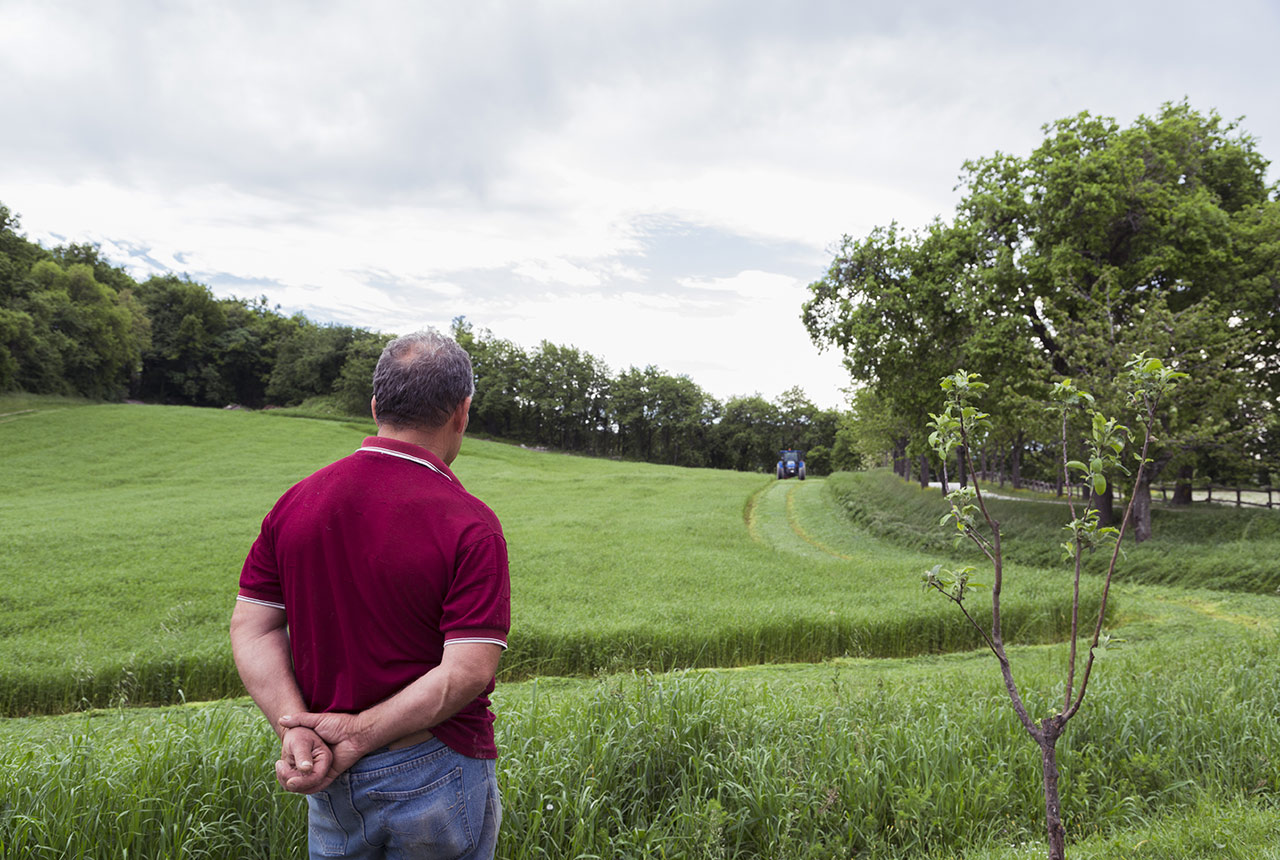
[3,0,1277,408]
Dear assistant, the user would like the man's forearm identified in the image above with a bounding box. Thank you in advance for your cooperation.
[281,642,502,758]
[230,602,308,738]
[358,646,498,748]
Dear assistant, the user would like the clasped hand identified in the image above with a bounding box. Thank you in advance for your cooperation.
[274,711,367,794]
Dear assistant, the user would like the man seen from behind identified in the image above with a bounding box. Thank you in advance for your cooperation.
[230,329,510,860]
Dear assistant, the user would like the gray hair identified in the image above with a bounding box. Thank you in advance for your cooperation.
[372,330,474,429]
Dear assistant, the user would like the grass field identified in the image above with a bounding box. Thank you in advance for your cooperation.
[0,399,1084,715]
[1,395,1277,858]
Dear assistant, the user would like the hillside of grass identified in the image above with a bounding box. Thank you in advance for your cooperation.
[0,398,1087,715]
[827,469,1280,594]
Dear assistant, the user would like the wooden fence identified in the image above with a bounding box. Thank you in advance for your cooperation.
[1151,484,1276,510]
[970,472,1083,498]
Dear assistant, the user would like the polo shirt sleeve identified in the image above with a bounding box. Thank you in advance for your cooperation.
[442,531,510,649]
[237,513,286,610]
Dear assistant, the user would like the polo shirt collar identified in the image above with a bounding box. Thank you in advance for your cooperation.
[359,436,460,484]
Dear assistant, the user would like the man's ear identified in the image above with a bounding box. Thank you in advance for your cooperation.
[455,396,472,432]
[370,396,378,422]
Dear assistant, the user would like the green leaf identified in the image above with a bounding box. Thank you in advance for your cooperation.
[1092,473,1107,496]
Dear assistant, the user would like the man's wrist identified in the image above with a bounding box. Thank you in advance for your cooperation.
[347,710,381,757]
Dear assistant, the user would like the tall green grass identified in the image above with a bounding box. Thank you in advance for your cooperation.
[1,595,1275,859]
[0,404,1087,715]
[828,470,1280,594]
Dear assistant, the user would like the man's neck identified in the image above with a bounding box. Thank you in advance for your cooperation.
[375,425,456,464]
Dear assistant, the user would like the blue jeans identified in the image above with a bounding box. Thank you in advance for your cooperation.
[306,738,500,859]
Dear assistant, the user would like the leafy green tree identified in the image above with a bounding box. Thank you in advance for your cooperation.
[0,204,49,274]
[1,261,141,398]
[266,321,364,406]
[959,102,1276,536]
[808,102,1280,536]
[133,275,232,404]
[647,372,719,467]
[50,243,141,298]
[332,330,395,416]
[714,394,781,472]
[0,214,147,399]
[214,296,298,408]
[833,388,905,474]
[453,318,533,440]
[609,365,663,461]
[35,262,143,398]
[804,220,997,486]
[526,341,613,453]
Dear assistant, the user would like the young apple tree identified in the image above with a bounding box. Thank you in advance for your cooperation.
[922,354,1184,860]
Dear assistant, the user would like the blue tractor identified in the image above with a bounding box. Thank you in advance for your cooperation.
[776,449,806,480]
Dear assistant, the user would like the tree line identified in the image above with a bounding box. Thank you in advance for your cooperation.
[0,205,844,474]
[804,101,1280,539]
[455,319,844,471]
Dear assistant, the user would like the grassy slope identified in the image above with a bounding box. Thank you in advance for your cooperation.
[0,402,1081,714]
[1,402,370,712]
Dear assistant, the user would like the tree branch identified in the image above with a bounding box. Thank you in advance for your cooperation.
[1064,393,1160,722]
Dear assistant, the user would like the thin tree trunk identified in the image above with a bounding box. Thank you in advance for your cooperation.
[1011,432,1024,489]
[1094,483,1114,526]
[919,453,930,489]
[1171,462,1193,505]
[958,444,968,488]
[1133,474,1153,543]
[1041,734,1067,860]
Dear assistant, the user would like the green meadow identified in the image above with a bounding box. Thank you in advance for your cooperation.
[1,396,1277,858]
[0,399,1081,715]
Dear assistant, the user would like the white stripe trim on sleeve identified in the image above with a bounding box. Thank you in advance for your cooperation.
[444,637,508,650]
[236,595,287,610]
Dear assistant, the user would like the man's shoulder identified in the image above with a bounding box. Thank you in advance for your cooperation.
[267,451,364,507]
[448,483,506,537]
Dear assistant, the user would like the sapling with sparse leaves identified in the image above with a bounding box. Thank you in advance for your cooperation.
[922,354,1185,860]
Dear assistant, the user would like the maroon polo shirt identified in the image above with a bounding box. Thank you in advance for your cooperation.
[238,436,510,759]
